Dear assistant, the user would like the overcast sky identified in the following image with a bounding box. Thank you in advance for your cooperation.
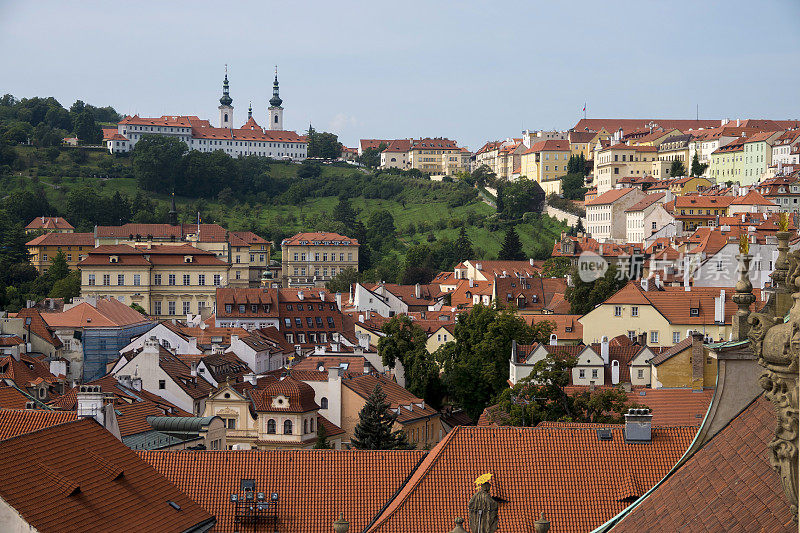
[2,0,799,150]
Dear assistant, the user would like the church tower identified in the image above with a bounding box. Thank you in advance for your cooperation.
[218,66,234,129]
[268,66,283,131]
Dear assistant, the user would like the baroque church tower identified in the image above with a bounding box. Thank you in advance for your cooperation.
[218,66,233,129]
[268,67,283,131]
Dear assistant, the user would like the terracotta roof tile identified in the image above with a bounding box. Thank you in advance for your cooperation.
[250,376,319,413]
[585,188,638,206]
[0,408,77,440]
[25,217,74,231]
[281,232,358,246]
[0,418,213,531]
[25,232,94,247]
[140,448,426,533]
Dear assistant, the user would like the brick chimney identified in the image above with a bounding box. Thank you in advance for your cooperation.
[690,331,705,390]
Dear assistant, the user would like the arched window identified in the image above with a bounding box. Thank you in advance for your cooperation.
[274,115,278,123]
[267,419,276,434]
[224,113,228,122]
[284,420,293,434]
[303,419,308,434]
[310,417,315,433]
[320,397,328,409]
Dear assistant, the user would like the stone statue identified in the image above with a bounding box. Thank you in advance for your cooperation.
[748,248,800,520]
[468,474,498,533]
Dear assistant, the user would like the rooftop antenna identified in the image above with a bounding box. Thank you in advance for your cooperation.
[696,104,699,121]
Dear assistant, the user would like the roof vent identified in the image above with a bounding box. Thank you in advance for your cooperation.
[624,408,653,442]
[596,428,613,441]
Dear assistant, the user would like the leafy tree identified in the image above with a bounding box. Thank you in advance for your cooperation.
[351,384,414,450]
[358,143,387,168]
[313,421,332,449]
[32,123,65,147]
[690,153,708,177]
[540,257,571,278]
[73,110,101,144]
[130,302,147,315]
[498,226,525,261]
[47,251,69,282]
[49,270,80,301]
[297,159,322,179]
[492,354,637,426]
[561,173,587,200]
[472,165,496,188]
[306,131,342,159]
[497,178,545,219]
[454,226,474,261]
[325,267,358,293]
[565,264,627,315]
[670,159,686,178]
[435,304,553,420]
[131,134,188,192]
[379,316,444,408]
[566,153,588,176]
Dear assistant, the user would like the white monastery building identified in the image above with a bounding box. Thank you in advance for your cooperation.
[105,68,307,160]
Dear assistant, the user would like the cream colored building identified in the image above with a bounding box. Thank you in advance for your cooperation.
[519,139,571,194]
[585,188,647,242]
[281,232,359,288]
[79,243,229,319]
[26,232,94,273]
[625,192,669,243]
[408,138,461,175]
[379,139,413,170]
[593,144,660,194]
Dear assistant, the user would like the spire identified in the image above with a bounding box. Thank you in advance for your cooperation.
[269,65,282,108]
[219,65,233,107]
[248,101,252,120]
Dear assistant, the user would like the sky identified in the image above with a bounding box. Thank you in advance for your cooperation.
[1,0,799,150]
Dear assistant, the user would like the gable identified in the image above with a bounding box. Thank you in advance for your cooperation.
[576,347,604,366]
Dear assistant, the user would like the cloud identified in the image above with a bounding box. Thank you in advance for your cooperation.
[328,112,361,133]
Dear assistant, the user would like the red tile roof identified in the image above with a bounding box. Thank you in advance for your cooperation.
[585,188,638,206]
[524,315,583,341]
[624,193,666,212]
[42,297,150,329]
[410,138,459,151]
[25,232,94,249]
[729,189,776,206]
[0,353,63,385]
[612,396,795,532]
[251,376,319,413]
[140,448,426,533]
[281,232,359,246]
[0,418,213,531]
[572,118,721,134]
[25,217,74,231]
[367,424,696,533]
[0,408,77,440]
[343,373,438,424]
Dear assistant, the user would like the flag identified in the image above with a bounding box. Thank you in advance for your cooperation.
[582,103,586,112]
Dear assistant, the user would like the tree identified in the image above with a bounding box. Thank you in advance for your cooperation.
[540,257,571,278]
[497,178,545,219]
[47,251,69,282]
[690,153,708,177]
[73,110,101,144]
[351,384,413,450]
[565,264,627,315]
[491,354,638,426]
[130,302,147,315]
[670,159,686,178]
[358,143,387,168]
[131,134,188,192]
[561,173,587,200]
[435,304,553,420]
[454,226,474,261]
[50,270,80,301]
[332,196,357,230]
[566,153,588,176]
[498,226,525,261]
[325,267,358,293]
[379,316,444,408]
[313,421,332,449]
[472,165,496,188]
[32,123,64,147]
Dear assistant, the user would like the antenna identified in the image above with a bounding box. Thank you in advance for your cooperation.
[225,63,228,75]
[696,104,699,121]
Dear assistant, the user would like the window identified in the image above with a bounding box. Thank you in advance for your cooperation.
[628,330,636,341]
[295,317,302,327]
[690,308,700,317]
[673,331,680,344]
[283,420,293,434]
[183,301,190,315]
[214,274,222,286]
[168,274,176,286]
[133,274,141,286]
[631,306,638,317]
[591,369,598,379]
[103,274,110,286]
[198,274,205,286]
[637,369,644,379]
[614,306,622,317]
[154,274,162,285]
[579,369,586,379]
[267,419,276,434]
[284,318,291,327]
[167,301,176,315]
[650,331,659,344]
[88,274,95,286]
[158,379,166,390]
[117,274,124,286]
[226,418,236,429]
[183,274,190,286]
[321,397,329,409]
[154,301,162,315]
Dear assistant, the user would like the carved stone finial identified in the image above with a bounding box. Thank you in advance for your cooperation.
[738,234,750,255]
[450,517,469,533]
[534,513,551,533]
[333,512,349,533]
[748,248,800,520]
[772,227,793,317]
[732,253,756,341]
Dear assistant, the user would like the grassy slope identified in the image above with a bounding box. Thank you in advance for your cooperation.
[18,147,565,259]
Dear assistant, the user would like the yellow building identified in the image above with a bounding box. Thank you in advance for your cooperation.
[26,232,94,273]
[78,244,229,319]
[519,139,571,195]
[649,332,716,390]
[567,130,597,160]
[25,216,74,234]
[579,282,759,348]
[281,232,359,288]
[408,138,460,175]
[632,128,683,147]
[709,138,746,182]
[203,379,344,450]
[425,324,454,354]
[593,144,660,193]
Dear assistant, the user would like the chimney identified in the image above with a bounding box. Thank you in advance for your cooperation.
[600,336,609,365]
[415,283,421,299]
[549,334,557,346]
[327,366,341,383]
[333,513,350,533]
[320,292,325,302]
[298,290,304,300]
[190,362,198,377]
[637,332,647,346]
[690,331,705,390]
[244,373,257,385]
[336,292,342,310]
[624,408,652,442]
[358,314,364,323]
[529,258,535,267]
[77,385,105,426]
[511,339,517,362]
[131,376,142,391]
[714,289,725,323]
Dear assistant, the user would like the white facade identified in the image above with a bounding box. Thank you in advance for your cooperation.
[121,322,201,356]
[227,334,287,375]
[586,189,647,242]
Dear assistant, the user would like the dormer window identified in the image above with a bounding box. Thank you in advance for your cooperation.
[184,255,193,263]
[690,308,700,317]
[109,255,118,263]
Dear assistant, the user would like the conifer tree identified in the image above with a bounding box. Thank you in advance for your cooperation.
[455,226,474,261]
[351,384,413,450]
[498,226,525,261]
[313,420,332,449]
[47,250,69,282]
